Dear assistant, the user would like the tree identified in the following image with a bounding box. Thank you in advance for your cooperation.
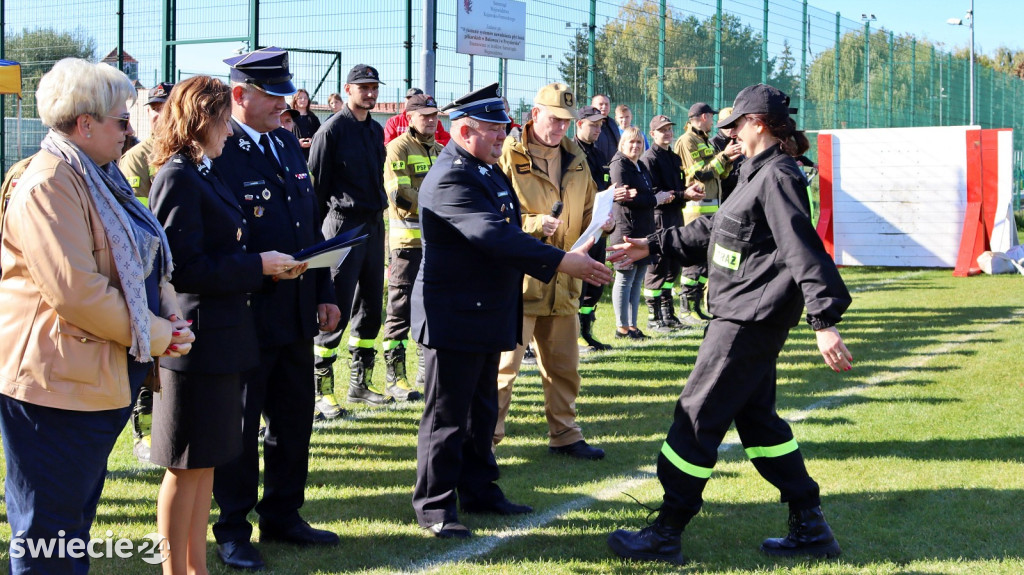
[558,30,590,99]
[3,28,97,118]
[771,39,797,96]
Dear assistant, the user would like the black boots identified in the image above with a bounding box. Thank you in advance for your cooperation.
[384,346,422,401]
[607,516,686,565]
[347,349,394,405]
[579,310,611,351]
[314,367,345,420]
[658,293,683,329]
[645,298,675,333]
[760,506,842,558]
[682,289,712,322]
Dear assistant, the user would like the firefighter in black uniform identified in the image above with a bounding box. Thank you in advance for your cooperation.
[211,47,342,571]
[606,84,853,565]
[309,64,391,408]
[639,114,707,331]
[410,83,611,539]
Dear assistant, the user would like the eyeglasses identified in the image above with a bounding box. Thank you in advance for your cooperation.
[103,115,132,131]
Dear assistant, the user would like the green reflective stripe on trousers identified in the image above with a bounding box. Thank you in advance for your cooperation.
[313,345,337,358]
[745,438,799,459]
[348,337,375,349]
[382,339,407,351]
[642,288,661,298]
[661,441,714,479]
[680,276,701,286]
[662,282,674,289]
[698,276,708,285]
[579,306,595,314]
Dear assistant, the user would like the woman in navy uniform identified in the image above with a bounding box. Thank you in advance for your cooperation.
[411,83,611,539]
[209,47,340,571]
[606,84,853,565]
[148,75,304,575]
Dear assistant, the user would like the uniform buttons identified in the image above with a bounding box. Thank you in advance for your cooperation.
[475,301,481,307]
[295,222,301,227]
[246,298,251,307]
[242,218,247,224]
[242,245,247,251]
[287,196,292,201]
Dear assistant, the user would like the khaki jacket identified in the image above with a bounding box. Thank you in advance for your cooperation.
[118,137,155,204]
[0,152,179,411]
[499,123,596,317]
[384,129,442,249]
[674,124,732,224]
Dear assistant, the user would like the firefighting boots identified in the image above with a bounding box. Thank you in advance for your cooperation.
[579,310,611,351]
[415,344,426,388]
[658,293,684,329]
[314,367,345,420]
[347,348,394,406]
[607,514,686,565]
[760,506,842,558]
[130,387,153,463]
[384,346,423,401]
[682,288,713,321]
[645,298,674,333]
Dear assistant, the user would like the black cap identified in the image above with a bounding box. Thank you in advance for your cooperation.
[406,94,439,114]
[224,47,296,97]
[406,87,424,98]
[347,64,384,85]
[147,82,174,106]
[281,108,300,121]
[688,102,717,118]
[441,82,510,124]
[716,84,793,129]
[577,105,605,122]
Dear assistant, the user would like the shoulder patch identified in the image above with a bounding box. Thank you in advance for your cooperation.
[515,163,530,174]
[391,160,406,170]
[128,176,141,188]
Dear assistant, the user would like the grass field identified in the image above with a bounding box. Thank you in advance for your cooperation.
[2,266,1023,574]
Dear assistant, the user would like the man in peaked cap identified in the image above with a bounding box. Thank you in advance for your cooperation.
[492,83,606,461]
[384,87,451,146]
[211,46,341,571]
[119,81,174,205]
[410,82,611,539]
[309,64,394,414]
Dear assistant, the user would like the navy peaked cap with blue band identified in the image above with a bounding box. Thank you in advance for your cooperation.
[224,46,297,97]
[441,82,510,124]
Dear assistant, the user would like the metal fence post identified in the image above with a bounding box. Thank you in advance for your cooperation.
[714,0,722,110]
[834,12,840,128]
[249,0,258,52]
[863,20,869,128]
[910,38,916,126]
[762,0,768,84]
[588,0,596,100]
[799,0,807,129]
[888,31,893,127]
[421,0,436,95]
[405,0,412,89]
[657,0,665,115]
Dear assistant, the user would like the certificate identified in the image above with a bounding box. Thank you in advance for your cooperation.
[571,188,615,251]
[294,225,368,269]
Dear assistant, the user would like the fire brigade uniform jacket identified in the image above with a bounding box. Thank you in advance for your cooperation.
[674,124,733,224]
[309,104,387,218]
[384,128,442,250]
[118,137,156,203]
[640,145,687,231]
[498,125,596,317]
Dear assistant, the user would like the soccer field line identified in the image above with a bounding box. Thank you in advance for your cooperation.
[402,283,1021,573]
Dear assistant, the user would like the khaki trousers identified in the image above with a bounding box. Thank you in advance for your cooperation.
[493,314,584,448]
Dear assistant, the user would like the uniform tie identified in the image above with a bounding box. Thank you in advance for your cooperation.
[259,133,282,174]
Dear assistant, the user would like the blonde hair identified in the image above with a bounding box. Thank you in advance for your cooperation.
[151,75,231,169]
[36,58,136,134]
[290,88,311,112]
[617,126,643,154]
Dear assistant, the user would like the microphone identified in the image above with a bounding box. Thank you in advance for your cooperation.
[543,201,564,243]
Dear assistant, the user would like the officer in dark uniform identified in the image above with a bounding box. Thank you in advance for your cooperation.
[606,84,853,565]
[411,83,611,539]
[308,64,391,408]
[210,47,341,571]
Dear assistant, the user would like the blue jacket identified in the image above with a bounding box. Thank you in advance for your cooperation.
[411,141,563,354]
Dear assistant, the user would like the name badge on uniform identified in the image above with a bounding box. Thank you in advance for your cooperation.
[243,180,265,188]
[497,190,509,197]
[712,243,741,271]
[515,164,530,174]
[254,206,265,218]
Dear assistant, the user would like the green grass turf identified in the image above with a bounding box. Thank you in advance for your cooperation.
[2,266,1023,574]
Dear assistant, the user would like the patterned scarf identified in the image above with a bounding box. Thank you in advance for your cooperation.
[39,130,174,362]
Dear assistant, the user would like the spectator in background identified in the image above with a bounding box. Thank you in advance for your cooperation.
[384,87,451,146]
[710,106,743,204]
[590,94,620,165]
[502,96,522,136]
[327,92,343,117]
[280,106,299,132]
[615,104,648,149]
[609,126,657,340]
[290,88,320,157]
[120,81,174,204]
[0,57,192,574]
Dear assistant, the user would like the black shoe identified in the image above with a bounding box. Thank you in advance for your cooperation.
[628,328,649,340]
[427,521,472,539]
[521,346,537,365]
[608,520,686,565]
[462,498,533,515]
[614,330,631,339]
[216,540,265,571]
[259,520,340,547]
[760,506,841,558]
[549,440,605,460]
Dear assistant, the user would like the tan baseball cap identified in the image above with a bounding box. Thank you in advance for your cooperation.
[534,83,579,120]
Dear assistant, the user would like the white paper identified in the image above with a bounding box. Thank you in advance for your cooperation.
[571,188,615,251]
[298,245,353,269]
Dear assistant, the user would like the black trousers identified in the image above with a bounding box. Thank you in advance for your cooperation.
[412,346,505,527]
[213,339,315,542]
[383,247,421,343]
[579,236,607,312]
[657,319,820,523]
[644,252,681,292]
[314,212,385,367]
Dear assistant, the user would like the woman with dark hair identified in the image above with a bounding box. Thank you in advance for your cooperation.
[609,125,659,340]
[290,88,320,155]
[148,75,304,575]
[0,58,193,574]
[606,84,852,565]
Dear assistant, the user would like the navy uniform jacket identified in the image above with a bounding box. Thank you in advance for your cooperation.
[150,153,264,374]
[649,144,851,330]
[411,141,564,354]
[213,119,335,348]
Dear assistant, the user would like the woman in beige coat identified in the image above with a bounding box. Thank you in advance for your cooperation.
[0,58,193,574]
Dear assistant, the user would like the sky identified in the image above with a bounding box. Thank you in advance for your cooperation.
[808,0,1021,56]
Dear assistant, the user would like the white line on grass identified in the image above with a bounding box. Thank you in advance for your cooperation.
[403,274,1016,572]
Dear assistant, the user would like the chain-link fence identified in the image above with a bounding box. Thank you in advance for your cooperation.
[2,0,1022,209]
